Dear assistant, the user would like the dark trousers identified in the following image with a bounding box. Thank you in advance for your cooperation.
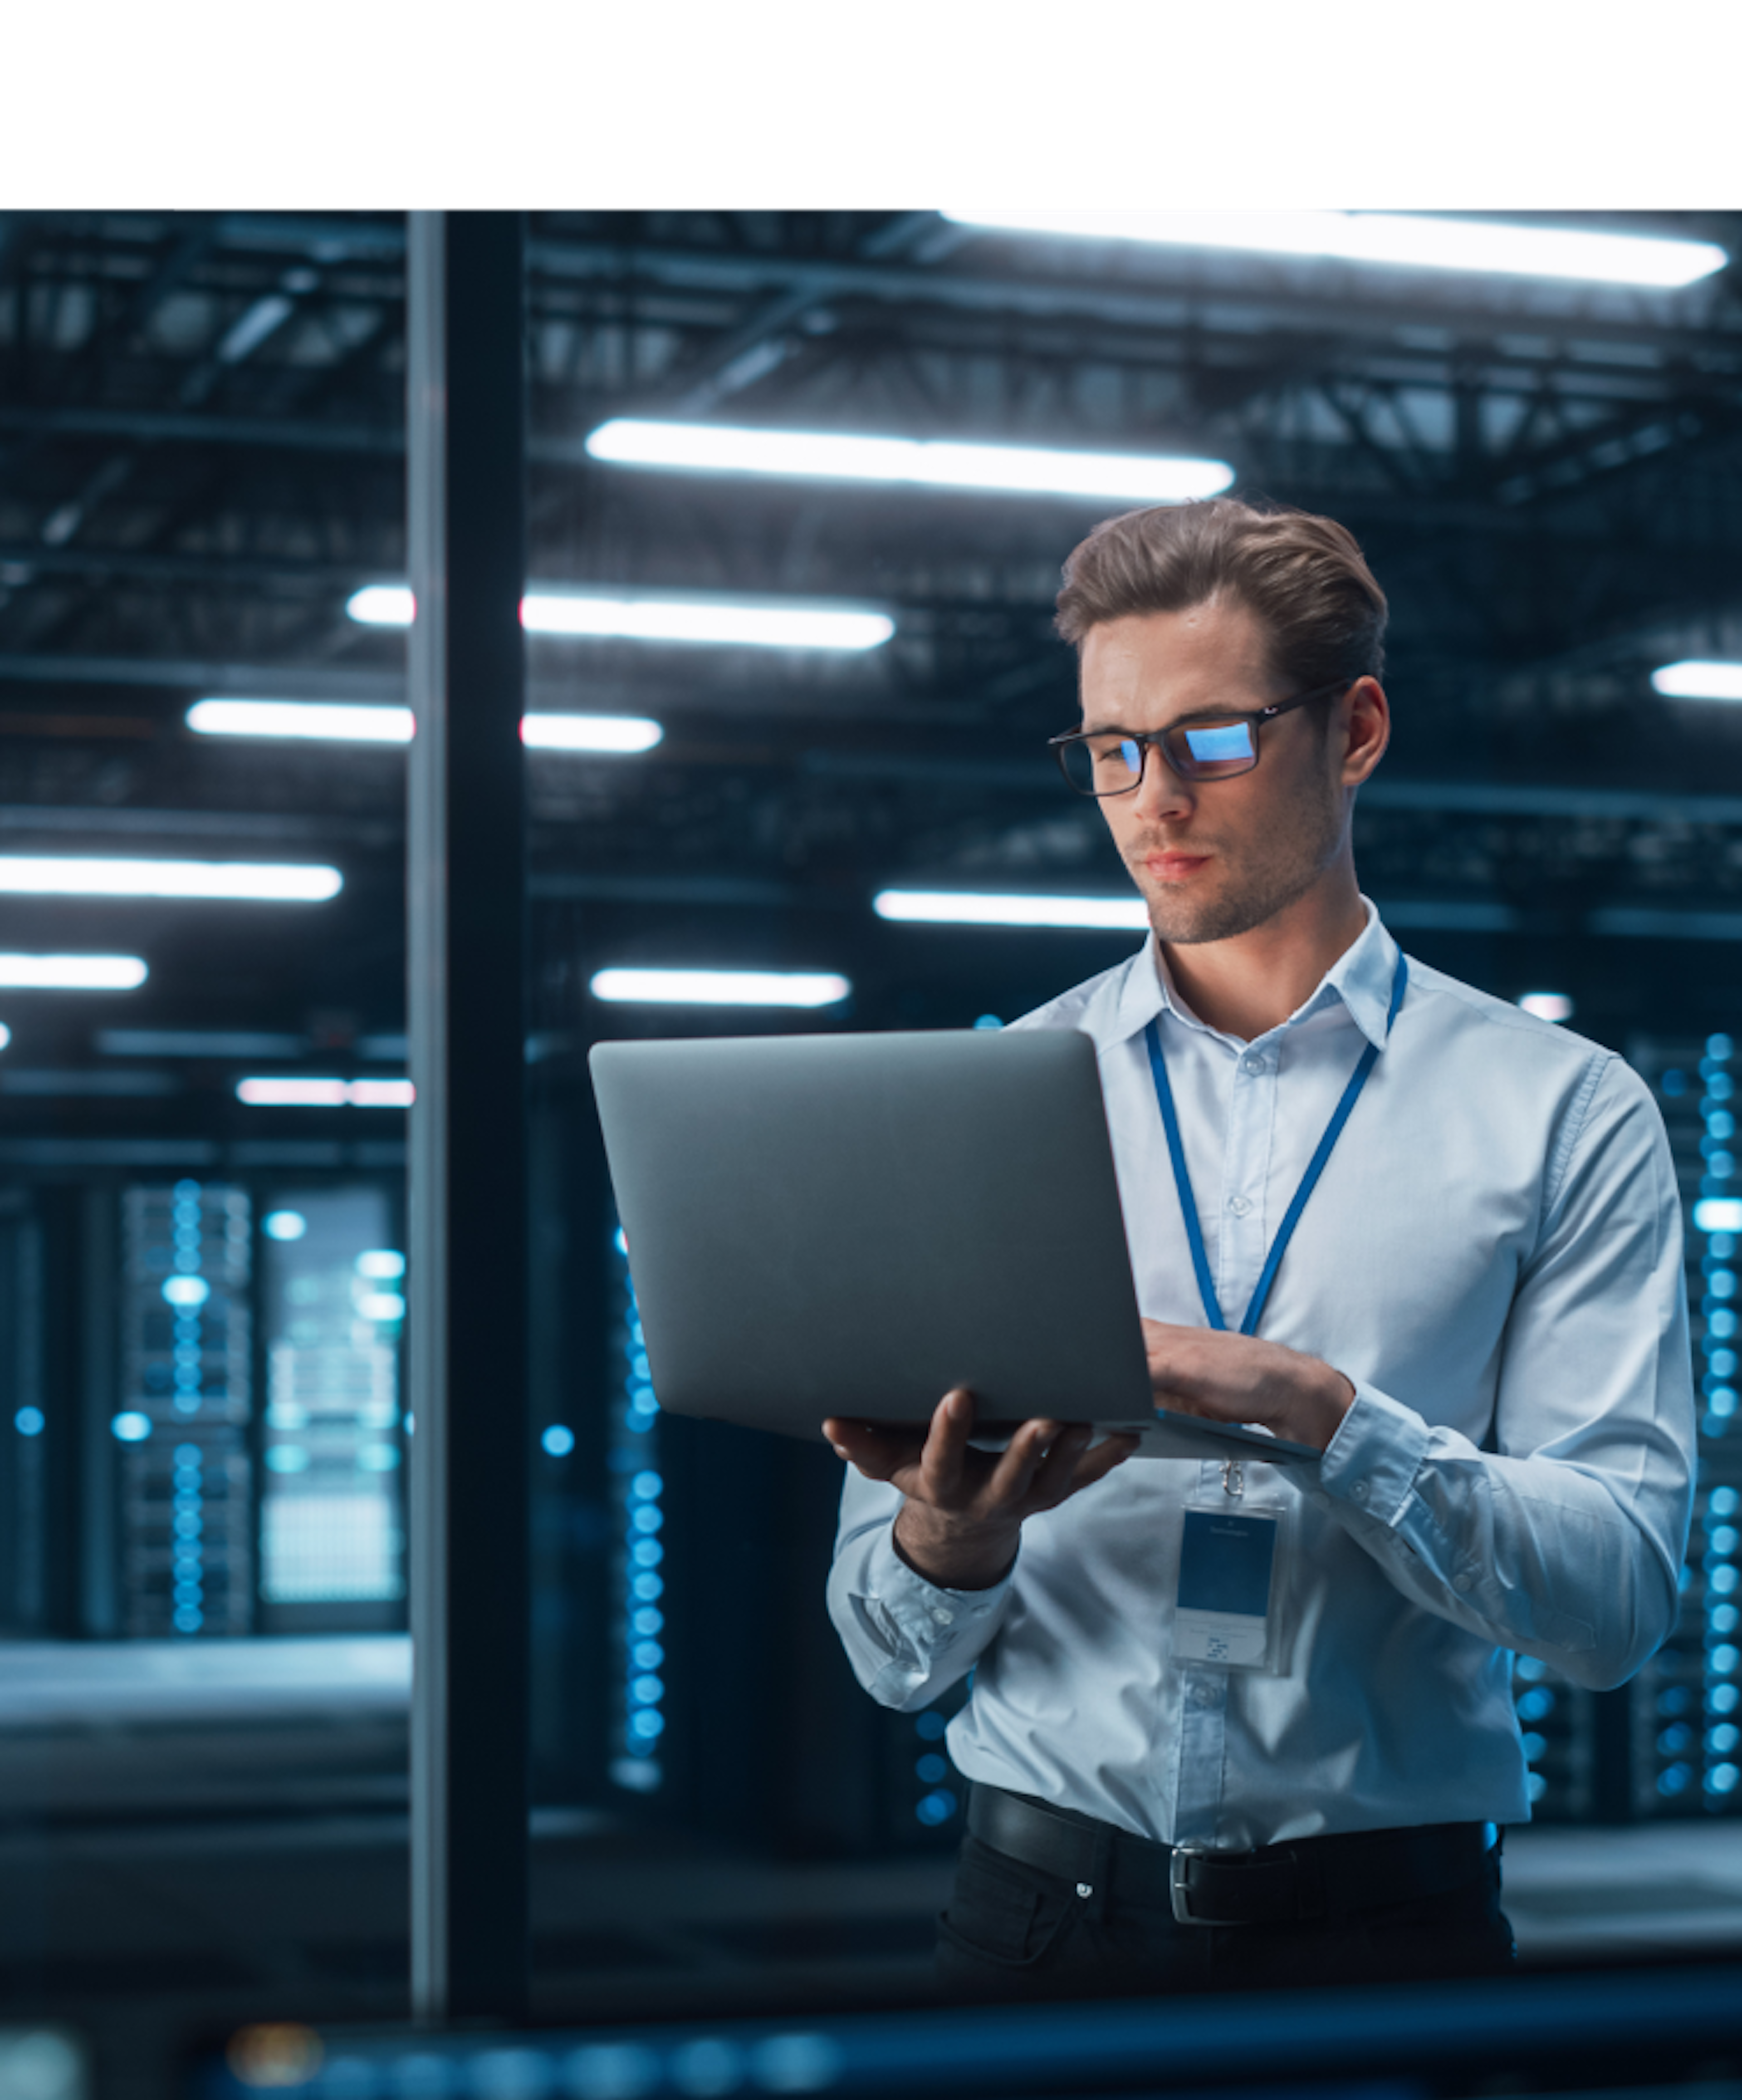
[937,1830,1517,1999]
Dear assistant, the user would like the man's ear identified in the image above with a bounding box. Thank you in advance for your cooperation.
[1341,677,1390,787]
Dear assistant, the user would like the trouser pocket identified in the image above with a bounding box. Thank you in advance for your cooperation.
[937,1835,1083,1970]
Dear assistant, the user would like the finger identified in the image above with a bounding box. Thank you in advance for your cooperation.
[985,1417,1059,1507]
[1023,1423,1095,1508]
[1067,1431,1140,1493]
[824,1418,922,1483]
[917,1388,974,1505]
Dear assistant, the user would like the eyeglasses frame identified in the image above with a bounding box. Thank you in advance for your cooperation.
[1048,677,1356,797]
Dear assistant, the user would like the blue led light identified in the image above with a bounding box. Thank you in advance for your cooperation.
[916,1753,949,1784]
[915,1710,948,1740]
[631,1539,663,1569]
[632,1607,663,1637]
[631,1470,662,1499]
[915,1789,959,1826]
[13,1406,44,1436]
[631,1572,664,1602]
[1712,1487,1741,1517]
[541,1424,576,1457]
[111,1411,152,1443]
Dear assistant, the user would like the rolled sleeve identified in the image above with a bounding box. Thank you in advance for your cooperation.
[1307,1056,1695,1689]
[826,1471,1014,1711]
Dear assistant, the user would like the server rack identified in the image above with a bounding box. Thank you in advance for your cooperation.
[1614,1033,1740,1818]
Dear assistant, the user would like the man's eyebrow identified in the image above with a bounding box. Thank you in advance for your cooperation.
[1079,705,1247,736]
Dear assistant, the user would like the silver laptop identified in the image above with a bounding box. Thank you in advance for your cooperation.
[589,1029,1318,1465]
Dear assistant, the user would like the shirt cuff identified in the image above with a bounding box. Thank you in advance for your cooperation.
[1316,1380,1432,1527]
[865,1524,1013,1652]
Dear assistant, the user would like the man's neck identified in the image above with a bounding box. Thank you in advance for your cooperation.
[1158,867,1369,1043]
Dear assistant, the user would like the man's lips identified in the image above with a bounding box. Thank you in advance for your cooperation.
[1145,851,1213,882]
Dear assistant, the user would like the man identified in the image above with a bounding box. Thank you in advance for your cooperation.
[823,498,1695,1997]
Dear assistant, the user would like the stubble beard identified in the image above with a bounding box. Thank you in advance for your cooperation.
[1126,777,1348,947]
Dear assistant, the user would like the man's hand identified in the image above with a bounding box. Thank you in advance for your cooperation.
[824,1389,1137,1591]
[1143,1319,1355,1450]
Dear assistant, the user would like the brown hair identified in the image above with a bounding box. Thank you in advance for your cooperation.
[1054,497,1388,692]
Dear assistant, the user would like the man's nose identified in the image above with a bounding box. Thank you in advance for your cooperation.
[1133,741,1195,822]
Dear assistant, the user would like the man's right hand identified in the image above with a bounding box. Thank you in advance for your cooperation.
[823,1388,1136,1592]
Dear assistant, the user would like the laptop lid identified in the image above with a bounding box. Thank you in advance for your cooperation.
[589,1027,1158,1440]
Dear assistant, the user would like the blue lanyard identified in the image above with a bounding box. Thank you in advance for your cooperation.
[1143,952,1408,1336]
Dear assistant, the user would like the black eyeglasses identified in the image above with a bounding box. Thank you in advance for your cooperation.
[1049,679,1352,797]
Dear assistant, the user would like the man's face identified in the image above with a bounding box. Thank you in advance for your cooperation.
[1079,597,1351,946]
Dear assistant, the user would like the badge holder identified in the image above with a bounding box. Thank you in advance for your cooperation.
[1173,1460,1292,1673]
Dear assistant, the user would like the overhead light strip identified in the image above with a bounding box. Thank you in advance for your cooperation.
[347,584,892,652]
[0,857,342,901]
[0,954,148,989]
[590,968,851,1008]
[1652,661,1742,702]
[585,421,1233,504]
[873,890,1149,930]
[940,210,1727,290]
[236,1077,413,1107]
[188,700,664,752]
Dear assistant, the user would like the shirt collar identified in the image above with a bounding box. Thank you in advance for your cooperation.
[1101,895,1402,1054]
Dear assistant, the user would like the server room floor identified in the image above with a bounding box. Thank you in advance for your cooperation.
[4,1809,1742,2100]
[4,1642,1742,2097]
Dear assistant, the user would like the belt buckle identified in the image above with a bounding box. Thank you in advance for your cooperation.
[1169,1845,1211,1926]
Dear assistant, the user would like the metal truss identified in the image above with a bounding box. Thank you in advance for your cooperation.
[4,206,1742,981]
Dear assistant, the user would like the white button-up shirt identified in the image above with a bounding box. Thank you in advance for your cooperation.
[827,903,1696,1845]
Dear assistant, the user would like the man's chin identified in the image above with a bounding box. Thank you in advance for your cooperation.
[1137,881,1275,947]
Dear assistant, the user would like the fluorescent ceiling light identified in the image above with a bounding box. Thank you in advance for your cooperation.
[524,593,891,652]
[590,967,851,1007]
[1695,1198,1742,1234]
[874,890,1149,930]
[189,698,412,743]
[1651,661,1742,702]
[347,585,416,627]
[346,584,893,652]
[189,699,665,753]
[0,953,147,990]
[236,1076,414,1106]
[1516,991,1574,1023]
[940,211,1727,290]
[585,421,1234,505]
[521,714,665,753]
[0,857,342,902]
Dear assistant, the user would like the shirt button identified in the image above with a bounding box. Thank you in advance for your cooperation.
[930,1606,954,1625]
[1453,1572,1474,1593]
[1241,1055,1266,1075]
[1227,1195,1251,1217]
[1350,1482,1369,1503]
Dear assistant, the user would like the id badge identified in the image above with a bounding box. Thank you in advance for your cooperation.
[1174,1496,1288,1672]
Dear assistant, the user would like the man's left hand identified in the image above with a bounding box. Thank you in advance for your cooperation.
[1142,1320,1355,1452]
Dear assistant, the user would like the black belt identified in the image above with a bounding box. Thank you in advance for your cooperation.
[968,1784,1498,1928]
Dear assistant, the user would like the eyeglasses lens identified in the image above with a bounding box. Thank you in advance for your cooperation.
[1176,721,1258,775]
[1060,720,1261,794]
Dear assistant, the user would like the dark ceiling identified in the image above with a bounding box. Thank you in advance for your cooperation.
[4,207,1742,1115]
